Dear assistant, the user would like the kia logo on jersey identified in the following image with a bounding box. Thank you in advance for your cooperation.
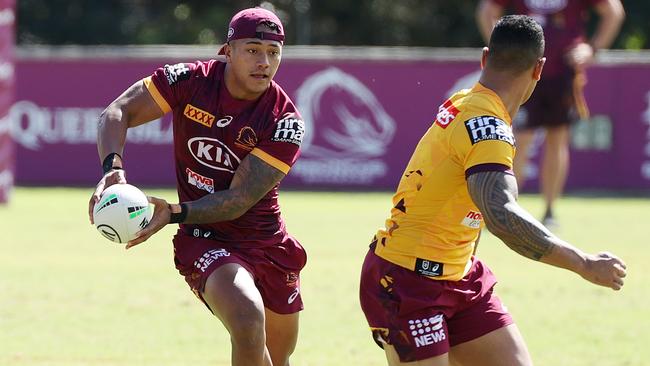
[187,137,241,173]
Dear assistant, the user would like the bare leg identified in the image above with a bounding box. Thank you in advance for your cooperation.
[265,309,299,366]
[449,324,532,366]
[540,125,570,223]
[513,129,536,189]
[383,344,449,366]
[202,263,272,366]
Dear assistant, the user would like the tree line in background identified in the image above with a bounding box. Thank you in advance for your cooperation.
[17,0,649,49]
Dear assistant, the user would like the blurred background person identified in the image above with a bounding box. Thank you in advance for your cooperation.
[476,0,625,226]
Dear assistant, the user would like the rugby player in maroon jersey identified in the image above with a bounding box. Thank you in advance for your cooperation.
[476,0,625,226]
[88,8,306,366]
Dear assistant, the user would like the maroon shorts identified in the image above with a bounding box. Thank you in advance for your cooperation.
[359,249,513,362]
[517,71,579,129]
[172,230,307,314]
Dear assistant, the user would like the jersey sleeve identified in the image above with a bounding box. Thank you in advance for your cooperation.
[450,114,516,178]
[250,106,305,175]
[142,62,198,113]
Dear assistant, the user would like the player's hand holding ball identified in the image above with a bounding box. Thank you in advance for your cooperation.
[88,168,127,224]
[125,196,173,249]
[92,183,153,244]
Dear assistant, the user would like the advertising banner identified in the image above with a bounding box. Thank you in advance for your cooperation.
[12,49,650,191]
[0,0,14,203]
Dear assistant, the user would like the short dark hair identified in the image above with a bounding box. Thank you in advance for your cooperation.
[486,15,545,74]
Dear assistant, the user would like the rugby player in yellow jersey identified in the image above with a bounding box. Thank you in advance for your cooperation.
[359,15,627,366]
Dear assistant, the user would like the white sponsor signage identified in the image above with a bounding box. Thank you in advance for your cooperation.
[8,100,173,150]
[187,136,240,173]
[409,314,446,348]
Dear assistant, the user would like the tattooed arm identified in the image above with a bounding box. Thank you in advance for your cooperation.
[183,153,285,223]
[126,154,284,248]
[466,170,627,290]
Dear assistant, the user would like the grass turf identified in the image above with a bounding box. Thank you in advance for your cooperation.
[1,188,648,365]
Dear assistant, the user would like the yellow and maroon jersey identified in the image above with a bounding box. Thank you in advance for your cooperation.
[144,60,305,249]
[373,83,515,281]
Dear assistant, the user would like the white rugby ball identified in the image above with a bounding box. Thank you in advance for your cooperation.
[93,184,153,243]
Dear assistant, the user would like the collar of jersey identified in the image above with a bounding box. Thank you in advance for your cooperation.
[471,83,512,125]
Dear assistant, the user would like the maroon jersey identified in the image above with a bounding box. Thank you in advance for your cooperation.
[491,0,603,77]
[143,60,305,249]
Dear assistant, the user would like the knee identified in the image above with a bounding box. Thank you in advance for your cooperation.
[228,302,266,348]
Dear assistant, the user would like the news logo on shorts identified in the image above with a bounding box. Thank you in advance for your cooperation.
[272,114,305,146]
[408,314,446,348]
[464,115,514,146]
[194,249,231,273]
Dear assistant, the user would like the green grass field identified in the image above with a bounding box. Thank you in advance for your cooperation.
[1,187,648,366]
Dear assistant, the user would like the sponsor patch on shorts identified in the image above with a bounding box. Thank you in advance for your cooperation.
[194,249,231,273]
[415,258,443,277]
[464,115,514,146]
[408,314,446,348]
[271,114,305,146]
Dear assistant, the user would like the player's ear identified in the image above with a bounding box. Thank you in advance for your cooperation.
[533,57,545,81]
[480,47,489,69]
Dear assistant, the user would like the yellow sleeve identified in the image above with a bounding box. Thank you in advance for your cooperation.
[142,76,172,114]
[451,114,515,172]
[250,148,291,174]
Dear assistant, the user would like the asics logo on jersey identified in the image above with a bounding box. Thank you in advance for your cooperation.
[464,116,515,146]
[184,104,216,128]
[215,115,233,128]
[188,137,241,173]
[186,167,215,193]
[435,99,459,129]
[272,115,305,146]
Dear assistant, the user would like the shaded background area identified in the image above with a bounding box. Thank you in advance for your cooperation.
[17,0,649,49]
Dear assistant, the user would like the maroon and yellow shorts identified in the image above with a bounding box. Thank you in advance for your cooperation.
[359,248,513,362]
[172,230,307,314]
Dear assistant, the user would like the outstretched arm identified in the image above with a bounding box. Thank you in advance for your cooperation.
[466,170,626,290]
[126,153,285,248]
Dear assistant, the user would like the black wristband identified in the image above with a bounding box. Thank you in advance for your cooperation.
[169,203,188,224]
[102,152,123,174]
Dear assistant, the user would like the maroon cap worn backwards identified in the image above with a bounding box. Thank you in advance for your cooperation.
[218,8,285,55]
